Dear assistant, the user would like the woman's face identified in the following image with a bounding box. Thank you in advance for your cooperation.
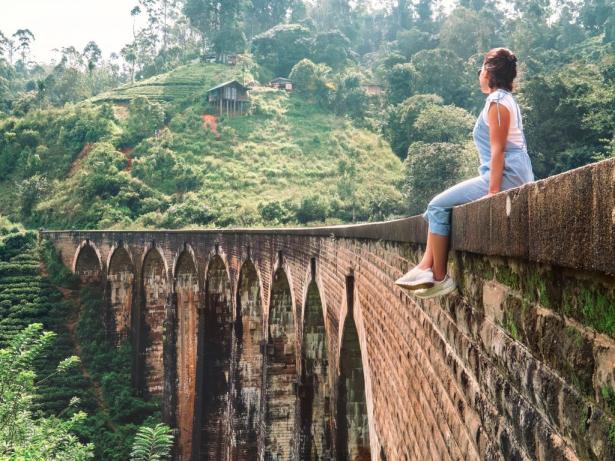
[478,63,491,94]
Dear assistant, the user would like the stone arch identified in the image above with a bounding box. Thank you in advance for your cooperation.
[193,254,233,460]
[174,248,199,461]
[230,258,263,460]
[140,246,169,398]
[299,278,331,460]
[264,267,297,460]
[336,275,371,461]
[107,245,135,344]
[73,240,103,283]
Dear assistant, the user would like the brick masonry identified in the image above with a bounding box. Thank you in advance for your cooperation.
[46,157,615,460]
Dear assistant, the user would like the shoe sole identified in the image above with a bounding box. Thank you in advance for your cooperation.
[395,281,435,290]
[414,283,457,299]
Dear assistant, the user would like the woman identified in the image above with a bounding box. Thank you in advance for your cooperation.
[395,47,535,299]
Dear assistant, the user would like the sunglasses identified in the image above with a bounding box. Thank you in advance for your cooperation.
[477,67,483,77]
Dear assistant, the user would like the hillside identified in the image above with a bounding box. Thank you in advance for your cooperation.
[0,62,404,230]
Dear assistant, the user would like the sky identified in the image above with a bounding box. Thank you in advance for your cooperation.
[0,0,458,66]
[0,0,146,65]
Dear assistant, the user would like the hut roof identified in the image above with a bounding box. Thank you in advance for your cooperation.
[270,77,293,83]
[206,79,249,93]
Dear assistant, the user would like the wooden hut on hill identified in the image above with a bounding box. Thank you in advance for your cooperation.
[206,79,250,116]
[269,77,293,91]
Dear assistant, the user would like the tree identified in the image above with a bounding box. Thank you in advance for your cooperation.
[330,71,369,119]
[289,58,332,104]
[519,61,615,178]
[0,323,93,460]
[412,105,475,144]
[121,43,138,83]
[0,30,10,60]
[245,0,298,37]
[12,29,35,66]
[395,28,436,59]
[403,142,476,214]
[312,30,352,69]
[130,423,173,461]
[83,42,102,76]
[409,48,466,105]
[17,174,48,218]
[184,0,247,59]
[439,7,496,60]
[381,94,443,159]
[251,23,313,77]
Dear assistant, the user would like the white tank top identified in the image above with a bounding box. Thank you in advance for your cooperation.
[481,89,526,150]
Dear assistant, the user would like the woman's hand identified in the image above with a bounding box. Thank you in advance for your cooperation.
[487,100,510,193]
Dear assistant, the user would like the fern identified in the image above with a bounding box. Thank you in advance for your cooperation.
[130,423,174,461]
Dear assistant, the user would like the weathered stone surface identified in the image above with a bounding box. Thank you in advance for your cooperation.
[142,247,168,397]
[107,246,134,344]
[527,163,594,270]
[590,158,615,275]
[174,250,199,461]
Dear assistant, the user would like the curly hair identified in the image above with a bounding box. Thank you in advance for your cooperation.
[483,47,517,92]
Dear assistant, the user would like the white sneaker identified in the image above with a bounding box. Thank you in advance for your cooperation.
[395,265,435,290]
[414,274,457,299]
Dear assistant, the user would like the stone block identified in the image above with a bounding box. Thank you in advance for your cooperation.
[590,157,615,275]
[527,162,594,270]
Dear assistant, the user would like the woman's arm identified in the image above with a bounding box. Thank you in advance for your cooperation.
[486,101,510,195]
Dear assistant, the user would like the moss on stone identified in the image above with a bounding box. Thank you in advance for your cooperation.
[524,269,550,308]
[495,265,521,291]
[563,286,615,338]
[503,310,520,341]
[579,405,589,435]
[565,325,584,349]
[460,251,615,339]
[601,386,615,414]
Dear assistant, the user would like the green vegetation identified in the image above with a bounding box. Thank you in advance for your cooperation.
[73,282,161,461]
[0,323,94,460]
[502,310,520,341]
[130,423,174,461]
[0,64,405,229]
[403,141,475,215]
[563,286,615,338]
[0,216,162,460]
[89,62,244,106]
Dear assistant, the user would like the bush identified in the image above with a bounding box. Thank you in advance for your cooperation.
[289,58,332,105]
[120,96,165,147]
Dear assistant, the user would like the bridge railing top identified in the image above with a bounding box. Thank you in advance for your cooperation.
[41,157,615,276]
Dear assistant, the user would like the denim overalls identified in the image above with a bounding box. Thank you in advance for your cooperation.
[421,89,535,236]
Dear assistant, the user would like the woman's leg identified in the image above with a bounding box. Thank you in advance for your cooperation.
[417,232,448,274]
[421,175,490,278]
[417,232,448,280]
[429,232,449,281]
[417,236,433,269]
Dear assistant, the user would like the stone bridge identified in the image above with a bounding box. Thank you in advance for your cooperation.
[42,158,615,461]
